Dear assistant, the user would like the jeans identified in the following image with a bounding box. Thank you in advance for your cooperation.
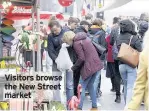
[52,70,74,103]
[66,70,74,101]
[119,64,137,104]
[78,72,99,109]
[94,71,101,96]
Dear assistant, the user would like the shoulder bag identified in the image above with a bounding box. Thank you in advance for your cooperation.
[117,36,140,68]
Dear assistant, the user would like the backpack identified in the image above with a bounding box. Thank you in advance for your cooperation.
[88,30,107,59]
[89,30,107,50]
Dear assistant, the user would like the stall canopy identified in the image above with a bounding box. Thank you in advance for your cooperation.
[0,0,64,20]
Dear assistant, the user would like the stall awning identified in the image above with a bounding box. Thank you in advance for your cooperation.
[0,5,64,20]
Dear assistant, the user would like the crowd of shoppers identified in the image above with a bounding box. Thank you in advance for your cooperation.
[36,13,149,110]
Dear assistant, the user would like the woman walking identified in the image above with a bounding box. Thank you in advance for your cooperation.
[116,19,142,104]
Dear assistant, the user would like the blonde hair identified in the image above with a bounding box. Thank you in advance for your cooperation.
[62,31,75,43]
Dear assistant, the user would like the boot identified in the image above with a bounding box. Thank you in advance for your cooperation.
[90,108,98,111]
[110,88,116,92]
[115,96,121,103]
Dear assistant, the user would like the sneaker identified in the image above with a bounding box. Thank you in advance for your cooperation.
[85,91,89,96]
[97,102,101,107]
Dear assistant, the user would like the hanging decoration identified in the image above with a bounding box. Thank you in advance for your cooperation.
[81,1,88,16]
[58,0,73,7]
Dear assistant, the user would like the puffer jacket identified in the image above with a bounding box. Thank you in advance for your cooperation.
[116,19,142,65]
[72,32,103,80]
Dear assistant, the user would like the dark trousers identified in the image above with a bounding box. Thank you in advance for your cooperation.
[114,60,121,96]
[73,69,81,96]
[111,77,115,89]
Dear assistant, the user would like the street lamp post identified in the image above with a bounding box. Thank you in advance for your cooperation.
[0,9,2,58]
[36,0,41,72]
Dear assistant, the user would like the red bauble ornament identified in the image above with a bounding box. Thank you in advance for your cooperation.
[56,14,64,20]
[58,0,73,7]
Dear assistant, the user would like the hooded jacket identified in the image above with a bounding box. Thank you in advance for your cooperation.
[72,32,103,80]
[116,19,142,65]
[117,19,142,51]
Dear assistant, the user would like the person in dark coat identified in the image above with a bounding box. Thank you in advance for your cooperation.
[74,20,89,34]
[106,35,116,92]
[89,18,107,98]
[110,17,122,103]
[47,20,74,107]
[62,31,103,110]
[117,19,142,104]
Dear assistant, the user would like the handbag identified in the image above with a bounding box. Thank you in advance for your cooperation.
[117,36,140,68]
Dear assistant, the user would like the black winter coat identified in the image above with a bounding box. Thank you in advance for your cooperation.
[47,28,66,61]
[117,33,142,52]
[74,26,88,34]
[116,19,142,65]
[116,33,142,65]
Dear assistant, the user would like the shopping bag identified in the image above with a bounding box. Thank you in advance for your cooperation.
[55,43,73,71]
[117,36,140,68]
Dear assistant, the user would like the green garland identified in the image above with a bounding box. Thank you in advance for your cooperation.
[0,56,16,61]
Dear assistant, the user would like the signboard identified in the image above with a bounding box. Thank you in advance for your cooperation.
[1,5,32,16]
[12,6,32,15]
